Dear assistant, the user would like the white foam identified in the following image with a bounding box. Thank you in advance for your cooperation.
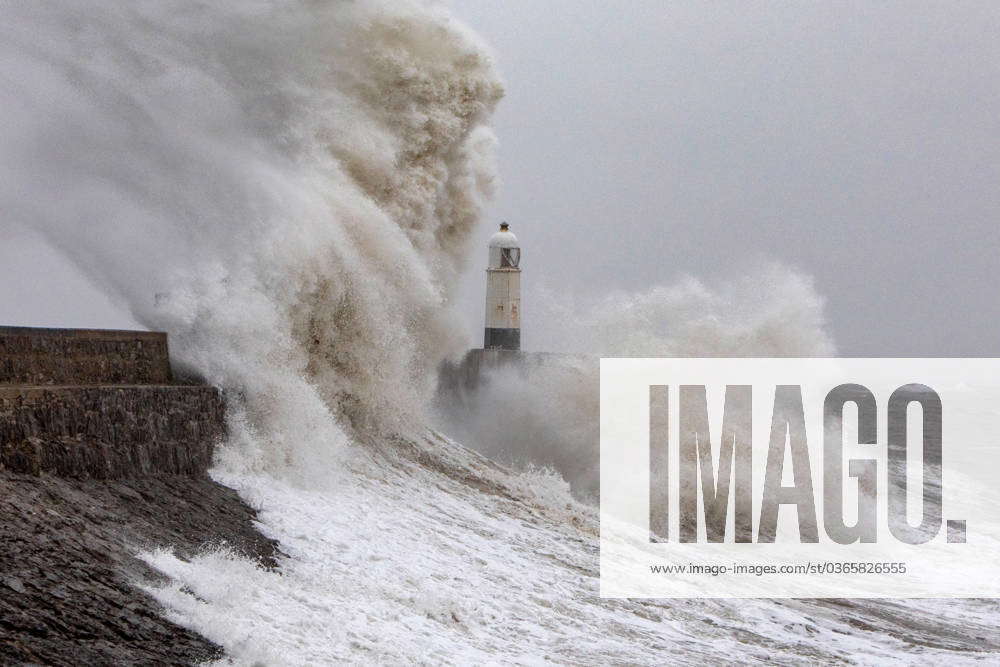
[139,449,998,664]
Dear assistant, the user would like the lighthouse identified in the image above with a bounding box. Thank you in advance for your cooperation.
[484,222,521,350]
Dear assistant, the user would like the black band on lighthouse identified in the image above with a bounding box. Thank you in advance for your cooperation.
[484,328,520,351]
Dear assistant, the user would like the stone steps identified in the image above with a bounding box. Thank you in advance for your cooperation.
[0,327,224,479]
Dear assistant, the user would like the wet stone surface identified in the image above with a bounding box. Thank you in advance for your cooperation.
[0,472,279,665]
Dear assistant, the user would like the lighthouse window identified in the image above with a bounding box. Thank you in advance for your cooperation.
[501,247,520,268]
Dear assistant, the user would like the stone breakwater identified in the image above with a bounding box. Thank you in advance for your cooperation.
[0,326,224,480]
[0,327,171,386]
[0,386,223,478]
[0,327,276,664]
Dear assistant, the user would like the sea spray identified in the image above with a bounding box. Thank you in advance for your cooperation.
[1,0,503,477]
[436,264,835,501]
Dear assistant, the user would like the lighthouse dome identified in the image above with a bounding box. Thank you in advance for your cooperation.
[487,223,521,269]
[488,230,519,248]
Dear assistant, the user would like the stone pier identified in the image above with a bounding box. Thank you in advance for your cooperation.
[0,326,224,478]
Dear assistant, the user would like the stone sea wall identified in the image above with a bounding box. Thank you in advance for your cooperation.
[0,326,269,664]
[0,385,224,478]
[0,327,171,386]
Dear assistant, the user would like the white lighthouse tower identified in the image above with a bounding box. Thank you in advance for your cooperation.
[484,222,521,350]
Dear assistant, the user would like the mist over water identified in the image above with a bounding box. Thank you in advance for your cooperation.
[438,264,834,501]
[4,1,999,663]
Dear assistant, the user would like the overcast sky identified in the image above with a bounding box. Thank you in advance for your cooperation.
[452,0,1000,355]
[2,1,998,355]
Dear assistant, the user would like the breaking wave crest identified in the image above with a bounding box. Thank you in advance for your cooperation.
[2,0,503,479]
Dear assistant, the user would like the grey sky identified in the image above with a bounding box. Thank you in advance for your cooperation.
[452,0,1000,355]
[2,1,998,356]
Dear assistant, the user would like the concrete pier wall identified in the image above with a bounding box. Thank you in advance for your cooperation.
[0,326,224,479]
[438,348,551,394]
[436,348,583,408]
